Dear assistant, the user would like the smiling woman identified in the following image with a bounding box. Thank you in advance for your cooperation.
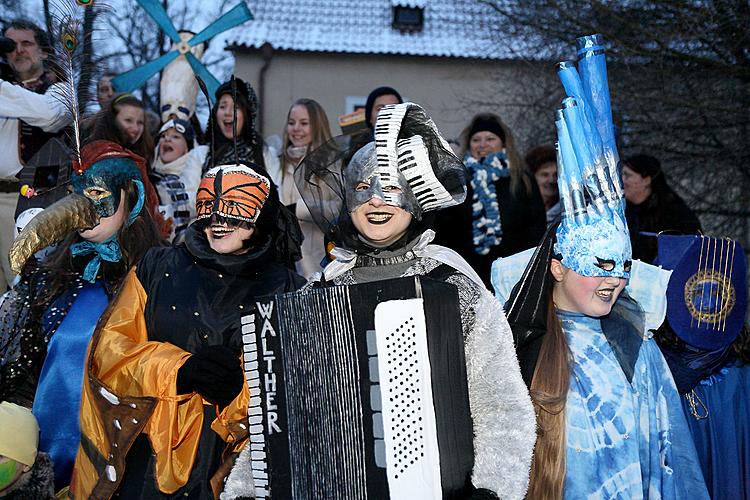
[71,161,305,498]
[433,112,547,287]
[289,102,537,499]
[273,98,333,278]
[203,78,266,174]
[349,190,412,247]
[346,143,414,248]
[90,93,155,165]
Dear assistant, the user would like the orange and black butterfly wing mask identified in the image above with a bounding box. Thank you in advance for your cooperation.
[197,166,270,228]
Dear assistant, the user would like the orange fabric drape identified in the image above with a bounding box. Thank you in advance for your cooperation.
[72,268,249,498]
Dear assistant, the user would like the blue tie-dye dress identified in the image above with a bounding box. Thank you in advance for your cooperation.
[559,309,709,499]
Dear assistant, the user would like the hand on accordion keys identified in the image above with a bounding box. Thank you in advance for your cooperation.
[176,345,244,408]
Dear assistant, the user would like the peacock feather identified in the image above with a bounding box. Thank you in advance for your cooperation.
[47,0,107,164]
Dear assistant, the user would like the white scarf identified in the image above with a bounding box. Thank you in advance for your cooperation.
[323,229,485,289]
[152,149,190,176]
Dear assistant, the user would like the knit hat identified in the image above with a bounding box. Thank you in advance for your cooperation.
[159,119,196,150]
[0,402,38,466]
[467,116,506,143]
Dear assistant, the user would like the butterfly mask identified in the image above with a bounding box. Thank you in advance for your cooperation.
[196,164,270,228]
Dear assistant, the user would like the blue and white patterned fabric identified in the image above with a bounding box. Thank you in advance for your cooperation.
[464,151,508,255]
[560,309,709,499]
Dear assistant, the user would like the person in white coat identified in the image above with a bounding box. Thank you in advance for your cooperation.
[0,20,70,287]
[269,98,333,278]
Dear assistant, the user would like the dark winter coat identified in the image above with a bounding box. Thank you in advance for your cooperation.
[625,192,701,263]
[75,224,305,499]
[433,170,547,288]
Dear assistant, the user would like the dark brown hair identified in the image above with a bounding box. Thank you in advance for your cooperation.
[4,19,51,53]
[90,93,155,164]
[525,144,557,174]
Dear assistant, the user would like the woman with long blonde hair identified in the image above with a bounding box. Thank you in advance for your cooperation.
[273,98,332,278]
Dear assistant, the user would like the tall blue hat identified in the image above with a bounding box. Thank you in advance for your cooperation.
[554,34,632,278]
[657,234,747,350]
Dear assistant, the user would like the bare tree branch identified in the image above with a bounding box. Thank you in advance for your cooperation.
[476,0,750,250]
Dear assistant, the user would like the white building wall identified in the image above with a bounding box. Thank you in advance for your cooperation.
[232,49,552,148]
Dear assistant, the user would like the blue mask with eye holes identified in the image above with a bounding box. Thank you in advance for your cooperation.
[553,35,632,279]
[71,158,144,220]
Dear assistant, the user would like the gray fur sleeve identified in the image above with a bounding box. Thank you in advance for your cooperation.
[465,289,536,499]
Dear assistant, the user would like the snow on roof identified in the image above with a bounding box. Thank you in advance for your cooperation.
[227,0,516,60]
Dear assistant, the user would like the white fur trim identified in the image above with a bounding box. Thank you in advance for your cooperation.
[220,444,256,499]
[466,290,536,498]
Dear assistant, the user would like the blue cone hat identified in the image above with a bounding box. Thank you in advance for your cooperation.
[554,34,632,278]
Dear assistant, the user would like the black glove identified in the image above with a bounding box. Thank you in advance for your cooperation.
[468,488,499,500]
[176,345,244,408]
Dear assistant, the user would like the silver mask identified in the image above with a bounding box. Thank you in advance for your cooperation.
[344,142,419,216]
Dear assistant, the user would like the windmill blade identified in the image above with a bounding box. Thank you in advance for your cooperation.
[185,52,221,103]
[112,50,180,93]
[137,0,182,43]
[189,2,253,47]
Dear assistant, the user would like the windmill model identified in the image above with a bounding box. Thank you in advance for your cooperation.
[111,0,252,120]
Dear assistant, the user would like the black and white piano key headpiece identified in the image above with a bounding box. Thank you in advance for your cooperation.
[347,102,467,219]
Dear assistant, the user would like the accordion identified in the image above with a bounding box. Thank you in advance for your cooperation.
[241,276,474,499]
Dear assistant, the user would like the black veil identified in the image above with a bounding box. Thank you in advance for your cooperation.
[505,218,559,386]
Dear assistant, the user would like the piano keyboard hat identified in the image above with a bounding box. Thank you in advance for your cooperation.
[554,34,632,278]
[293,103,466,243]
[369,102,466,219]
[656,234,747,350]
[240,277,474,499]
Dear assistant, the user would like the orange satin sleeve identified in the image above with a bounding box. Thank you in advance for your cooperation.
[211,371,250,452]
[90,268,204,494]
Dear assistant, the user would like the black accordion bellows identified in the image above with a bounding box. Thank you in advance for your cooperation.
[242,276,474,499]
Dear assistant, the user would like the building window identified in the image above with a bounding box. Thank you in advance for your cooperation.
[392,6,424,32]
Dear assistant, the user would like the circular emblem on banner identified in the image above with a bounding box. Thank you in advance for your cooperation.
[683,270,736,325]
[664,235,746,350]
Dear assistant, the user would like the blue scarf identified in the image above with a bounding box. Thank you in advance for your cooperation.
[70,236,122,283]
[464,151,509,255]
[32,282,109,489]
